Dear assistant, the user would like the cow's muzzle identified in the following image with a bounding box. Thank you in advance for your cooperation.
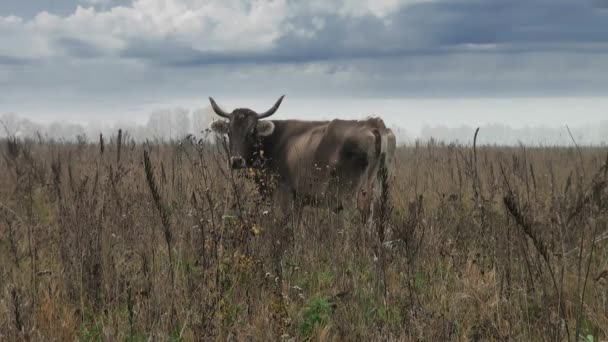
[230,156,246,169]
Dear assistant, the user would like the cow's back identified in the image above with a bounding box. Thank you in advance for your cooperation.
[260,120,328,193]
[260,118,394,208]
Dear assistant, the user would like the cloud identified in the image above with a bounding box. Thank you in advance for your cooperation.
[1,0,286,62]
[0,0,607,114]
[84,0,115,4]
[3,0,607,65]
[0,55,30,65]
[55,37,105,58]
[1,0,433,63]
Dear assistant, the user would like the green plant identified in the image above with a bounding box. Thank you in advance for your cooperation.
[300,298,333,338]
[79,321,103,342]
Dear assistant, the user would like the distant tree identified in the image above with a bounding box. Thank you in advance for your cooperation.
[173,107,191,139]
[147,110,165,140]
[0,113,20,136]
[191,105,219,141]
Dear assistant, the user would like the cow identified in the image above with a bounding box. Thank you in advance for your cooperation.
[207,95,396,219]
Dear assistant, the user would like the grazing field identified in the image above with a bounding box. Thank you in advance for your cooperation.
[1,132,607,341]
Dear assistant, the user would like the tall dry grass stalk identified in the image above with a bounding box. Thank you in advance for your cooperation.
[0,132,607,341]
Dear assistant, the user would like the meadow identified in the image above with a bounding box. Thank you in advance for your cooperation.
[1,130,607,341]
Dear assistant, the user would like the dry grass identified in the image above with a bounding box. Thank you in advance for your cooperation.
[1,132,607,341]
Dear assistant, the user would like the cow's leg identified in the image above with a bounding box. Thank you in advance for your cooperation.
[272,186,294,218]
[357,185,373,221]
[261,186,297,254]
[367,153,392,245]
[291,192,307,224]
[356,185,377,250]
[280,191,311,252]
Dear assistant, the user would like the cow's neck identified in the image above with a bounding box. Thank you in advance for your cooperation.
[255,125,280,168]
[251,125,289,174]
[251,120,289,173]
[251,137,269,168]
[247,135,277,198]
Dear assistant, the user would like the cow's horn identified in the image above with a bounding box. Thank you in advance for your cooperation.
[209,97,230,118]
[257,95,285,119]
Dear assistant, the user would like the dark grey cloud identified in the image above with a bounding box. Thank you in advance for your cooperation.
[113,0,608,97]
[594,0,608,9]
[425,0,608,46]
[125,0,607,68]
[0,55,31,65]
[55,37,104,59]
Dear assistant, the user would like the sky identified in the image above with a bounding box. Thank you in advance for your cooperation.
[1,0,608,135]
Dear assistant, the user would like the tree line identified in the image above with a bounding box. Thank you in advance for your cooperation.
[2,109,607,146]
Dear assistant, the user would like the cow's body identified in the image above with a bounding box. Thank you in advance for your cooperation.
[254,118,396,213]
[207,96,396,216]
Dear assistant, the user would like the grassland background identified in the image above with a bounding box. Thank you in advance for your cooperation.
[1,131,607,341]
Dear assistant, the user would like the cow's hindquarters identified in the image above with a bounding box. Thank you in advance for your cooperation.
[357,127,396,223]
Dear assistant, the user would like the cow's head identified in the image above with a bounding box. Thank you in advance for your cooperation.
[208,95,284,169]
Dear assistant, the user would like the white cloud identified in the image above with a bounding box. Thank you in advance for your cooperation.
[1,0,431,63]
[338,0,429,18]
[2,0,289,61]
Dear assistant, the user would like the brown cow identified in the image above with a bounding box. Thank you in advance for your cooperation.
[208,95,396,218]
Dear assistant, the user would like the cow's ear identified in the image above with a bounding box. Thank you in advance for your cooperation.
[256,120,275,136]
[209,120,229,134]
